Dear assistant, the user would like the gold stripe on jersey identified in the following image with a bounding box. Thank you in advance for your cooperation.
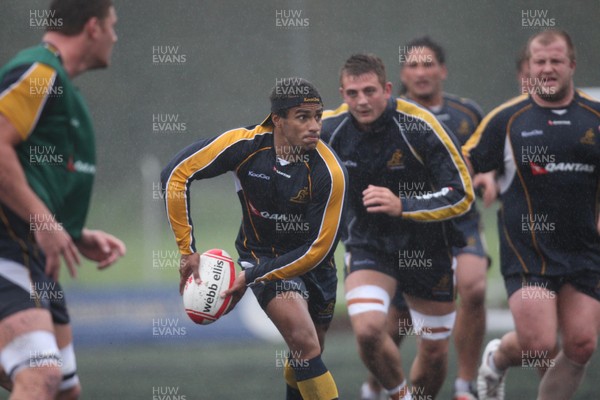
[0,63,56,140]
[505,103,546,274]
[577,89,600,103]
[395,98,474,221]
[165,125,272,254]
[322,103,348,119]
[501,206,529,274]
[578,102,600,119]
[254,141,345,283]
[463,94,528,156]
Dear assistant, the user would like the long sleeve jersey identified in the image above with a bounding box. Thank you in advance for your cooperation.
[161,121,347,285]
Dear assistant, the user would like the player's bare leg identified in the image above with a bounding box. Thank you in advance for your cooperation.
[266,294,338,400]
[346,270,410,400]
[454,253,487,394]
[404,294,455,398]
[0,309,61,400]
[537,284,599,400]
[478,286,558,399]
[363,305,410,399]
[495,286,558,371]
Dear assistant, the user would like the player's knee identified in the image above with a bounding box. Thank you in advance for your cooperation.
[562,334,597,365]
[285,327,320,357]
[459,278,486,307]
[354,319,387,351]
[346,285,390,349]
[13,366,62,397]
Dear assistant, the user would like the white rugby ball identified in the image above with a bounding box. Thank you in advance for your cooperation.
[183,249,236,325]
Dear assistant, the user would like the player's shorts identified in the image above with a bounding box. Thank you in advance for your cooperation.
[452,213,489,260]
[504,271,600,302]
[345,247,454,303]
[242,260,337,325]
[0,257,70,324]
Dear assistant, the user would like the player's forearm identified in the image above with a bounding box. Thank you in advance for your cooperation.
[244,243,323,285]
[400,179,473,221]
[0,142,55,224]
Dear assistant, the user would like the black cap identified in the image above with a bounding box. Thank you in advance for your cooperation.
[262,78,323,125]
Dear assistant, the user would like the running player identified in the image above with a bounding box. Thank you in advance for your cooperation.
[322,53,474,400]
[0,1,123,399]
[401,36,488,400]
[465,29,600,400]
[359,36,488,400]
[161,78,346,400]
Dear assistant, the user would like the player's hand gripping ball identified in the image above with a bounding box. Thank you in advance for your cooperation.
[182,249,236,325]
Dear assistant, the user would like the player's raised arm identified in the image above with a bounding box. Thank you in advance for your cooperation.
[161,128,262,255]
[160,127,267,291]
[395,100,474,221]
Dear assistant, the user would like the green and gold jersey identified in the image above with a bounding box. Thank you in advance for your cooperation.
[0,43,96,240]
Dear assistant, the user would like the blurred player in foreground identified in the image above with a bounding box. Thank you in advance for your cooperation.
[465,29,600,400]
[161,78,346,400]
[322,53,473,400]
[0,1,124,399]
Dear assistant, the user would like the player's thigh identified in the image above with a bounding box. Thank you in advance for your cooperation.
[387,302,411,343]
[1,309,55,349]
[506,276,558,349]
[558,283,600,363]
[266,294,320,353]
[345,269,396,335]
[345,268,396,294]
[53,323,73,349]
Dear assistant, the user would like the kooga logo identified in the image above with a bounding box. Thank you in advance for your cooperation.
[248,171,270,180]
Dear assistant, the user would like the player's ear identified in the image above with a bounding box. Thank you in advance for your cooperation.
[441,64,448,81]
[383,82,393,98]
[272,113,281,127]
[84,16,101,39]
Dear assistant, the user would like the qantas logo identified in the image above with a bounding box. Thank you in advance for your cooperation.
[273,166,291,179]
[548,120,571,126]
[530,162,595,175]
[248,202,301,221]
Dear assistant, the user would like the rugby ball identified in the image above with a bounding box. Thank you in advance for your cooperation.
[182,249,236,325]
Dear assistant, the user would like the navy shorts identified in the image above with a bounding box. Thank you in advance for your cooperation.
[504,270,600,301]
[0,257,70,324]
[345,247,455,303]
[452,213,488,259]
[242,260,337,325]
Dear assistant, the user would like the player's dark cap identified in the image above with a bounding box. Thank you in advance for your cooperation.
[263,78,323,125]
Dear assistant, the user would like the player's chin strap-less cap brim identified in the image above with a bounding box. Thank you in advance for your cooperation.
[261,95,323,126]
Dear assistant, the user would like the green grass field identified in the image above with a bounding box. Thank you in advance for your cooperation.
[1,329,596,399]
